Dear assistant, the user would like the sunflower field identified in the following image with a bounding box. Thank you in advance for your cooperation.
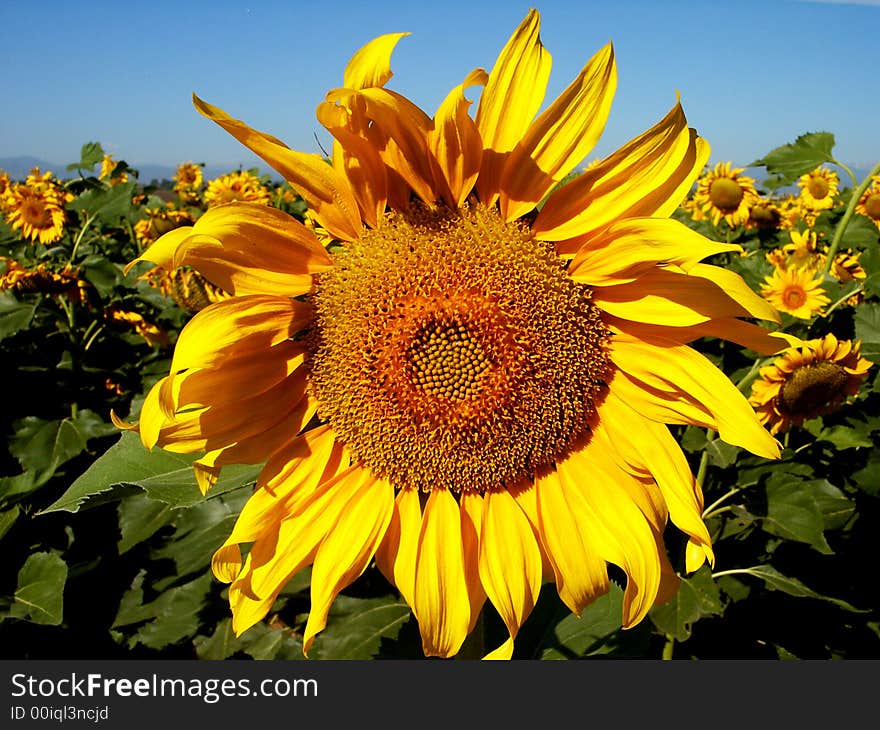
[1,15,879,661]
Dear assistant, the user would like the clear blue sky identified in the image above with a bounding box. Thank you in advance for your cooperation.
[2,0,878,175]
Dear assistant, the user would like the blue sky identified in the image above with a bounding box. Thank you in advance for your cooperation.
[2,0,878,175]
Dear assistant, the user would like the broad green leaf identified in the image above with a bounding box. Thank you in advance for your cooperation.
[7,552,68,625]
[41,431,261,514]
[151,491,249,577]
[113,572,213,649]
[117,494,176,554]
[852,452,880,496]
[802,479,855,530]
[854,303,880,359]
[67,180,136,226]
[0,292,37,341]
[840,215,880,248]
[79,255,121,298]
[815,425,874,450]
[705,439,740,468]
[66,141,105,171]
[306,595,412,660]
[197,620,307,661]
[763,476,832,554]
[733,565,866,613]
[648,566,723,642]
[540,583,625,659]
[0,471,41,502]
[9,409,116,485]
[750,132,835,188]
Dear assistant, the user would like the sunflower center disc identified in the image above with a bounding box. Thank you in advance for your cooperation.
[808,177,830,200]
[777,361,848,416]
[864,194,880,220]
[307,203,612,493]
[22,198,51,228]
[708,178,744,212]
[783,286,807,309]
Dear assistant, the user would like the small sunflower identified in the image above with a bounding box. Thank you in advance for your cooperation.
[693,161,759,227]
[204,170,271,207]
[0,170,12,211]
[760,265,830,319]
[797,166,839,212]
[100,154,129,184]
[4,169,72,245]
[174,161,205,202]
[122,11,789,659]
[749,334,872,434]
[746,197,782,230]
[0,256,89,303]
[855,175,880,230]
[134,204,197,247]
[105,306,169,348]
[144,265,232,313]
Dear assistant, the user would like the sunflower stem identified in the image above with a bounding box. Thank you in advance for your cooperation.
[68,214,95,266]
[662,634,675,660]
[821,159,880,275]
[702,487,747,519]
[822,284,865,317]
[831,158,859,190]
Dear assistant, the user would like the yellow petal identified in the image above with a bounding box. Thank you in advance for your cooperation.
[413,489,472,658]
[597,392,714,568]
[591,266,760,327]
[459,491,487,634]
[304,470,393,655]
[193,93,362,241]
[610,331,781,458]
[534,100,708,247]
[534,468,609,615]
[124,226,192,275]
[428,69,487,208]
[478,488,542,659]
[375,487,423,610]
[475,9,552,206]
[568,217,741,281]
[688,263,780,323]
[500,43,617,221]
[556,440,661,628]
[343,32,410,90]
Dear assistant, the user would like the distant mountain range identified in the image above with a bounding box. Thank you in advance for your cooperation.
[0,156,282,185]
[1,155,872,192]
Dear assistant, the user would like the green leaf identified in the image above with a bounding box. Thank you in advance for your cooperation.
[750,132,836,187]
[41,431,261,514]
[0,504,20,541]
[151,492,248,577]
[8,409,116,485]
[539,583,625,659]
[762,476,833,554]
[306,595,412,660]
[79,255,120,298]
[7,552,68,625]
[117,494,176,554]
[648,566,724,642]
[852,452,880,496]
[815,425,874,450]
[854,303,880,359]
[66,142,105,171]
[0,291,37,341]
[113,572,213,650]
[806,480,856,530]
[68,180,136,225]
[732,565,866,613]
[196,619,304,660]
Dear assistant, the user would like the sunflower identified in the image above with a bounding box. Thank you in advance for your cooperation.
[0,256,89,303]
[105,306,169,348]
[134,203,197,246]
[0,169,12,211]
[749,334,872,435]
[778,228,823,271]
[797,166,839,212]
[855,175,880,230]
[143,264,231,313]
[174,161,205,202]
[100,154,128,184]
[692,161,759,228]
[745,197,781,230]
[4,169,72,245]
[204,170,271,207]
[122,11,789,659]
[760,265,830,319]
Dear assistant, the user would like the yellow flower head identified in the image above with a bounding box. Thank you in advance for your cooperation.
[749,334,872,434]
[760,265,830,319]
[174,161,205,201]
[123,11,789,659]
[134,203,197,246]
[4,169,72,245]
[105,306,169,348]
[797,166,839,211]
[745,198,781,230]
[0,256,88,303]
[204,170,271,207]
[855,175,880,230]
[100,154,128,184]
[780,228,823,271]
[693,161,759,227]
[0,170,12,211]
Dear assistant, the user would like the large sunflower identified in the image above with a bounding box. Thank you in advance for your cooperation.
[124,11,788,659]
[749,334,872,435]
